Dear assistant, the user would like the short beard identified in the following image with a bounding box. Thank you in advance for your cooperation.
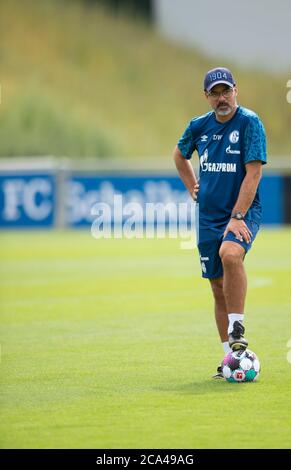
[216,106,233,116]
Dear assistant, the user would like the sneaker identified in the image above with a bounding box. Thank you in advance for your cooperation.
[212,365,224,379]
[228,320,248,351]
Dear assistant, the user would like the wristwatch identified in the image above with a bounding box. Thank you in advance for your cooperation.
[231,212,245,221]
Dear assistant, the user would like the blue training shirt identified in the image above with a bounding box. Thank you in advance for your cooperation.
[177,106,267,228]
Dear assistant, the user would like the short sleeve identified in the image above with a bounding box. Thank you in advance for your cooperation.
[177,121,196,160]
[243,116,267,165]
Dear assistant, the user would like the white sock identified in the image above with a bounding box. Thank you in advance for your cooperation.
[222,341,232,355]
[228,313,244,335]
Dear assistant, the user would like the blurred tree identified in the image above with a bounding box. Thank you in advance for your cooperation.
[83,0,153,19]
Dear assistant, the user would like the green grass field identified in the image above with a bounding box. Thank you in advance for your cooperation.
[0,229,291,449]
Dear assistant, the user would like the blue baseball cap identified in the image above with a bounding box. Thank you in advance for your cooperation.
[204,67,236,92]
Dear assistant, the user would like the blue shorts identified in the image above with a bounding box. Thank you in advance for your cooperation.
[197,220,260,279]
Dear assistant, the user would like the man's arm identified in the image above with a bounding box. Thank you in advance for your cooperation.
[173,146,199,200]
[224,161,263,243]
[232,161,262,216]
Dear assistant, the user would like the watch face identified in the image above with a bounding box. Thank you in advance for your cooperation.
[233,213,243,220]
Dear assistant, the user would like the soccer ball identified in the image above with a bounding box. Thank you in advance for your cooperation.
[221,349,261,382]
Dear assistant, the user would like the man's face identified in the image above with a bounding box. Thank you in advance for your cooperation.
[205,84,238,116]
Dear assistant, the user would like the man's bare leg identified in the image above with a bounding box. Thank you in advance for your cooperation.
[219,240,248,350]
[209,277,228,343]
[209,277,230,377]
[219,241,247,312]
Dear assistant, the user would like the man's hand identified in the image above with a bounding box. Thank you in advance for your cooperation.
[223,219,253,243]
[191,183,200,201]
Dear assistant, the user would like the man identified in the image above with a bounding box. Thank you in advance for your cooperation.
[173,67,267,378]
